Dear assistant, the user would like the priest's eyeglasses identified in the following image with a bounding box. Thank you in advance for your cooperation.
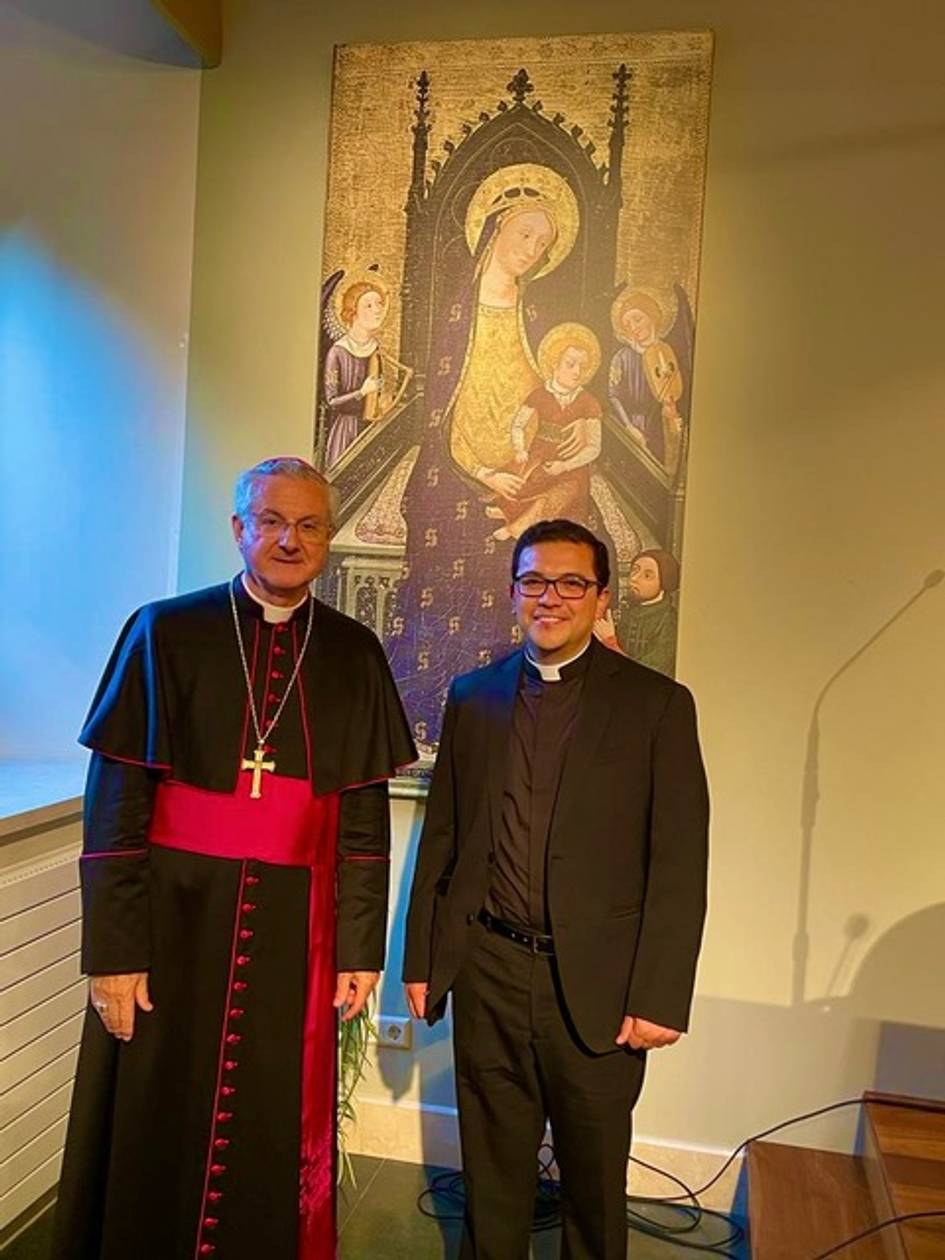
[251,512,331,543]
[513,573,600,600]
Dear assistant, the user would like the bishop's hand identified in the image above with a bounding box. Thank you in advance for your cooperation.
[334,971,380,1022]
[90,972,153,1042]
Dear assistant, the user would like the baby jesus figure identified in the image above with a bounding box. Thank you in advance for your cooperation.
[487,322,603,541]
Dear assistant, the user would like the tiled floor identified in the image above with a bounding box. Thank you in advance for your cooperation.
[3,1158,748,1257]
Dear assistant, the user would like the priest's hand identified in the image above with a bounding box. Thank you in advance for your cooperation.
[334,971,379,1022]
[404,982,428,1020]
[616,1015,681,1051]
[89,972,153,1042]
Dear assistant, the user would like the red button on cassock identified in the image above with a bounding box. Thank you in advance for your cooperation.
[236,954,251,966]
[203,1217,219,1228]
[228,1007,245,1019]
[239,928,254,941]
[245,874,260,886]
[199,1245,216,1256]
[241,902,257,914]
[220,1086,236,1097]
[207,1191,223,1203]
[270,670,283,680]
[224,1060,238,1071]
[233,980,248,992]
[225,1033,242,1045]
[216,1111,233,1123]
[210,1163,226,1176]
[213,1138,230,1150]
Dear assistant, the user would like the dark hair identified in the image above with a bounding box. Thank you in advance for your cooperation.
[632,547,680,594]
[511,519,610,588]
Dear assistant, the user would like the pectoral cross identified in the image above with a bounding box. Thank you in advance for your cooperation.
[242,745,275,799]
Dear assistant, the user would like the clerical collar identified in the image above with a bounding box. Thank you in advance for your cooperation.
[545,378,582,407]
[524,638,592,683]
[240,573,309,624]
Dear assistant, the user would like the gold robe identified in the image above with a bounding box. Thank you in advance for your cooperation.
[449,303,540,477]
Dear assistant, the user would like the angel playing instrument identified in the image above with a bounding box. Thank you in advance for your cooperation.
[229,578,315,798]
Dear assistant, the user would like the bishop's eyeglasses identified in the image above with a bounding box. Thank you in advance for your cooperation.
[250,512,331,542]
[512,573,601,600]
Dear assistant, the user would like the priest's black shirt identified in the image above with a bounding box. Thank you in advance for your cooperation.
[485,647,591,932]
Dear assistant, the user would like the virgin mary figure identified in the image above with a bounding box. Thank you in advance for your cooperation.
[385,164,581,751]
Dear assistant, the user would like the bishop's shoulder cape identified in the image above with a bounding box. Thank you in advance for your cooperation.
[79,580,417,793]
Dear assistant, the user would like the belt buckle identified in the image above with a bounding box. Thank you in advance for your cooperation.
[529,932,542,954]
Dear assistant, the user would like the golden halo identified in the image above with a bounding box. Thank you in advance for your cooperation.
[464,163,579,280]
[611,287,673,341]
[537,322,602,383]
[333,265,390,329]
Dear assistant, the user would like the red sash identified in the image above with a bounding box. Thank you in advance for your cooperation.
[150,772,338,1259]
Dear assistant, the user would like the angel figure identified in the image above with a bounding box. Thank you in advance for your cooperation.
[608,285,694,476]
[319,268,412,467]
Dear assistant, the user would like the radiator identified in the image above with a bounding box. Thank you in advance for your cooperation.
[0,816,83,1234]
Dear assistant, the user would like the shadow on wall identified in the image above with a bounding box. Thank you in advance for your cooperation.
[376,807,455,1098]
[636,901,945,1160]
[848,902,945,1030]
[792,567,944,1005]
[8,0,200,65]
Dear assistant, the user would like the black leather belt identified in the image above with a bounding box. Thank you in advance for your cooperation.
[478,909,555,955]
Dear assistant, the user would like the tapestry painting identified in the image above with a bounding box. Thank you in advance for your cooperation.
[314,31,714,756]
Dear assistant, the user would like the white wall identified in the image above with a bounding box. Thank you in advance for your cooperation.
[177,0,945,1169]
[0,6,201,771]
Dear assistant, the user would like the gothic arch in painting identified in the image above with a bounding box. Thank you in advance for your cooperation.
[315,34,712,751]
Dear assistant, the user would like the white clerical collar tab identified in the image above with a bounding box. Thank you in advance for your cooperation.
[524,639,591,682]
[241,574,307,624]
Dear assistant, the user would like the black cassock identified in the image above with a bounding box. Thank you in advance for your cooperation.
[52,579,415,1260]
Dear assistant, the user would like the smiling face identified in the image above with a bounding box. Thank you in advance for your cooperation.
[512,541,609,663]
[554,345,590,391]
[492,208,556,279]
[231,474,332,606]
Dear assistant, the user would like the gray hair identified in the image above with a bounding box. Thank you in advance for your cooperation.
[233,457,338,527]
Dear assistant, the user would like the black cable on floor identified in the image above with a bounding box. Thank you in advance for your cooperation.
[416,1095,941,1257]
[418,1138,743,1255]
[636,1096,869,1206]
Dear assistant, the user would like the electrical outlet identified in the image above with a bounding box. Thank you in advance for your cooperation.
[376,1015,413,1050]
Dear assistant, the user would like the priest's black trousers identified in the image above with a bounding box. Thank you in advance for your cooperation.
[452,921,647,1260]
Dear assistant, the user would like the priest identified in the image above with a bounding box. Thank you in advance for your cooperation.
[52,457,416,1260]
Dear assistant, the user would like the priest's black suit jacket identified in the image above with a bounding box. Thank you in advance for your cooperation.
[403,638,709,1054]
